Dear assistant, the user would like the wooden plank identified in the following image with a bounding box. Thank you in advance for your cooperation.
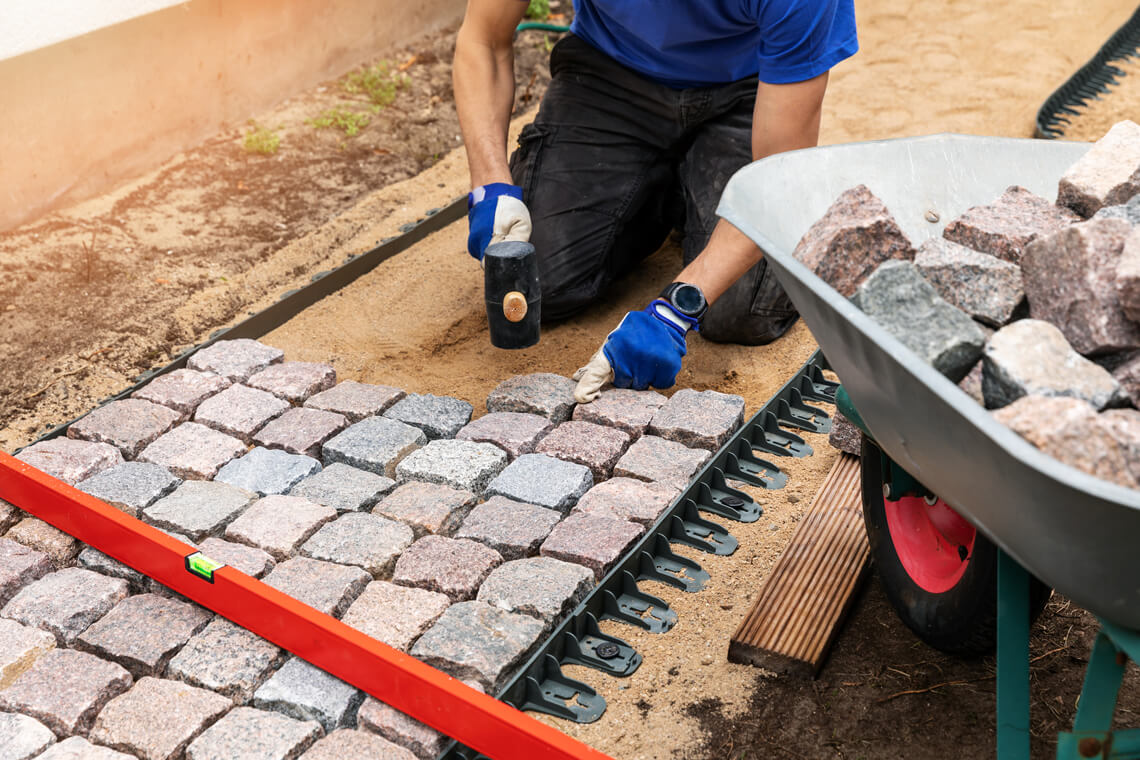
[728,453,870,677]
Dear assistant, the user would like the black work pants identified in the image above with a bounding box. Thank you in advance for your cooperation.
[509,35,797,345]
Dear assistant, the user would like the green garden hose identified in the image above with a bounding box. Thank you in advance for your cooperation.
[516,22,570,32]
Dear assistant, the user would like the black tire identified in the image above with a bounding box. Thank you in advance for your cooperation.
[860,438,1051,656]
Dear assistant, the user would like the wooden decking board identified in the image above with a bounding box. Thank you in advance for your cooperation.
[728,453,869,677]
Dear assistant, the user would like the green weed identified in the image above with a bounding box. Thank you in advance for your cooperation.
[307,107,371,137]
[526,0,551,20]
[242,121,280,155]
[344,61,409,108]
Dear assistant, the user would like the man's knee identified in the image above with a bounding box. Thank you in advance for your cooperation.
[699,260,798,345]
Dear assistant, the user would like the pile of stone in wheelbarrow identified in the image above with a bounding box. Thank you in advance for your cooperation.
[809,120,1140,490]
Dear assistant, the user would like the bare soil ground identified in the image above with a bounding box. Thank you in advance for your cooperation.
[4,1,1140,758]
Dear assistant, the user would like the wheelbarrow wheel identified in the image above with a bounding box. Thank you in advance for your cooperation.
[860,438,1050,655]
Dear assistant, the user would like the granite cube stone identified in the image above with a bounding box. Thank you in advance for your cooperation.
[540,513,644,580]
[35,736,137,759]
[2,567,128,645]
[1058,120,1140,218]
[197,538,276,578]
[1114,352,1140,407]
[372,481,477,538]
[486,374,577,422]
[410,602,544,692]
[254,408,348,459]
[68,400,185,459]
[453,411,554,459]
[78,462,181,518]
[943,185,1079,264]
[300,513,413,578]
[648,389,746,451]
[477,557,594,627]
[828,410,864,456]
[166,618,285,704]
[914,237,1026,327]
[0,617,55,690]
[395,439,507,494]
[252,656,362,732]
[137,422,246,481]
[187,339,284,382]
[0,537,53,605]
[215,447,322,496]
[261,558,370,617]
[185,706,322,760]
[0,712,55,760]
[1095,194,1140,226]
[534,421,632,479]
[383,394,473,440]
[303,380,405,422]
[613,436,712,490]
[289,463,395,513]
[132,369,232,416]
[483,454,593,512]
[16,438,123,485]
[193,385,291,443]
[77,548,150,593]
[571,388,668,436]
[0,649,131,736]
[143,481,256,542]
[392,536,502,602]
[224,495,336,561]
[340,580,450,652]
[572,477,679,527]
[1117,227,1140,323]
[5,517,80,566]
[454,496,562,560]
[90,676,230,760]
[76,594,212,678]
[322,417,426,479]
[300,729,417,760]
[247,362,336,403]
[358,691,468,759]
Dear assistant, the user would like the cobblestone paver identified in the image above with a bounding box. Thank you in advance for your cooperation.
[261,558,369,617]
[0,618,55,690]
[193,385,291,443]
[613,435,712,489]
[0,711,55,760]
[5,517,80,566]
[184,705,322,760]
[132,369,232,416]
[454,496,561,561]
[300,513,413,578]
[76,593,212,678]
[137,422,247,480]
[373,481,476,538]
[187,339,284,382]
[143,481,256,542]
[0,499,20,533]
[359,688,478,759]
[78,463,181,518]
[477,557,594,627]
[225,495,336,561]
[454,411,553,459]
[571,387,667,436]
[393,536,502,602]
[304,381,405,422]
[197,538,275,578]
[247,362,336,403]
[215,448,321,497]
[572,476,679,527]
[0,648,131,735]
[252,656,362,732]
[484,453,592,511]
[486,374,577,422]
[535,420,632,479]
[300,729,417,760]
[90,676,230,760]
[540,513,645,580]
[253,408,347,458]
[648,388,746,450]
[0,538,53,605]
[69,400,186,459]
[383,394,473,440]
[289,464,394,513]
[77,549,150,594]
[36,736,137,759]
[16,438,122,485]
[340,581,450,652]
[167,619,285,704]
[322,417,426,478]
[2,568,129,645]
[395,439,507,494]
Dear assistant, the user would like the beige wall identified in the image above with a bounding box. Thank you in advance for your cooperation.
[0,0,464,231]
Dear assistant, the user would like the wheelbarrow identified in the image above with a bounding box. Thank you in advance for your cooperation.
[718,134,1140,759]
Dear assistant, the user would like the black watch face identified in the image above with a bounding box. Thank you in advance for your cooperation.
[673,284,705,313]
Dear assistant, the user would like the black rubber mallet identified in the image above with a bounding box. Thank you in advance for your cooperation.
[483,240,541,349]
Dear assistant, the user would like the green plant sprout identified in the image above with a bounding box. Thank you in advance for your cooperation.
[307,107,371,137]
[243,121,280,155]
[343,61,409,108]
[526,0,551,20]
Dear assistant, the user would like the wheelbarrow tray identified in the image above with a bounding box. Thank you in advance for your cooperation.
[718,134,1140,629]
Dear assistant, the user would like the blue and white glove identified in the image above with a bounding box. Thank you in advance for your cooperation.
[572,300,699,402]
[467,183,532,262]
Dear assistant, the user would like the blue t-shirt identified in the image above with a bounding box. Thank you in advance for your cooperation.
[569,0,858,88]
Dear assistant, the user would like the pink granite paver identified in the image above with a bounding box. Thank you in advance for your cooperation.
[340,580,451,652]
[572,477,679,527]
[224,495,336,561]
[535,420,632,479]
[648,388,746,450]
[68,400,185,459]
[0,648,132,736]
[571,387,667,436]
[253,407,348,458]
[304,380,405,422]
[392,536,502,602]
[137,422,246,480]
[247,362,336,403]
[90,676,231,760]
[132,369,232,416]
[16,438,123,485]
[193,384,291,443]
[540,513,645,580]
[454,496,562,560]
[454,411,554,459]
[187,339,284,382]
[373,481,476,538]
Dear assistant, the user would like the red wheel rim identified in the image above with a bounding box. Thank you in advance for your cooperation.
[883,492,976,594]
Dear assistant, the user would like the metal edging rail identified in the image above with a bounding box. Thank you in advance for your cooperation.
[438,350,838,760]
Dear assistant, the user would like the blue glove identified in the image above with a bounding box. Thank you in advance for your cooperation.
[466,183,532,261]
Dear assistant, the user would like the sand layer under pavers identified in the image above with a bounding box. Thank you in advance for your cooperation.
[0,339,745,760]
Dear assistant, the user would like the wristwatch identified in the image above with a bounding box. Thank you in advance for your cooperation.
[659,282,708,323]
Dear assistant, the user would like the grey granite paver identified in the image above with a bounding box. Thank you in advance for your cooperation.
[76,594,212,678]
[372,481,477,538]
[340,580,450,652]
[300,729,416,760]
[187,339,284,382]
[254,408,348,459]
[477,557,595,627]
[78,462,181,518]
[143,481,256,542]
[224,495,336,561]
[15,438,123,485]
[648,389,746,451]
[167,618,285,704]
[5,517,80,566]
[137,422,247,480]
[289,463,394,513]
[215,447,322,496]
[68,399,185,459]
[247,362,336,403]
[540,513,645,580]
[571,387,667,436]
[0,712,54,760]
[2,567,128,645]
[321,417,426,478]
[132,368,232,416]
[394,439,507,494]
[454,496,562,560]
[535,420,632,479]
[252,656,362,732]
[914,237,1026,327]
[453,411,553,459]
[77,548,150,593]
[185,705,322,760]
[484,453,593,512]
[1058,119,1140,217]
[197,538,275,578]
[300,513,413,578]
[613,435,713,490]
[0,537,53,606]
[486,374,577,422]
[392,536,502,602]
[0,618,55,690]
[303,380,405,422]
[90,676,230,760]
[410,601,544,692]
[0,648,131,736]
[261,558,370,617]
[383,394,473,440]
[572,477,679,527]
[943,185,1079,264]
[193,384,291,443]
[35,736,137,759]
